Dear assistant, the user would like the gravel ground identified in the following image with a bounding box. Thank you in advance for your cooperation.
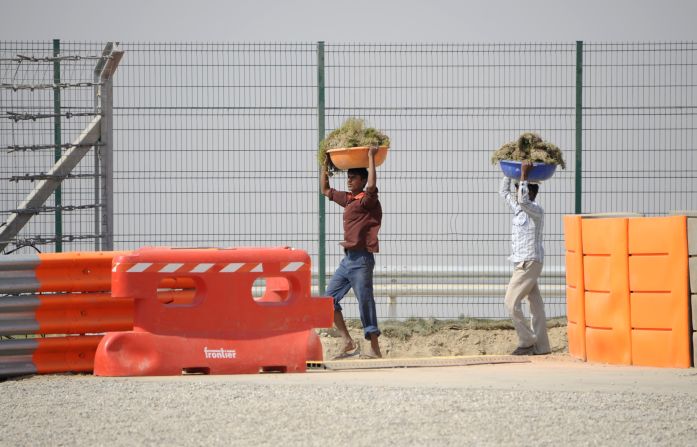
[2,362,697,447]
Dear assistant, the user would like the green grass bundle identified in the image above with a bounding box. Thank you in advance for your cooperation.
[491,132,566,169]
[318,118,390,175]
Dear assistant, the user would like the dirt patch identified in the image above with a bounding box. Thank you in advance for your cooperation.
[319,318,568,359]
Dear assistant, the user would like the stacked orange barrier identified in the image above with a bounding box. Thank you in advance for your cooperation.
[628,216,690,367]
[94,246,334,376]
[0,336,103,376]
[0,293,132,336]
[563,215,586,360]
[0,251,126,295]
[0,251,128,377]
[582,217,632,365]
[564,215,692,368]
[690,217,697,367]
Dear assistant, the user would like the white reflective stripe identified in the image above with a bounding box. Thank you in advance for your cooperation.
[250,263,263,272]
[220,263,244,273]
[281,262,305,272]
[127,263,152,273]
[191,263,214,273]
[159,263,183,273]
[112,265,119,272]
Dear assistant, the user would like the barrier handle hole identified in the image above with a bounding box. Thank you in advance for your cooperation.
[259,366,287,373]
[252,276,291,303]
[182,367,210,375]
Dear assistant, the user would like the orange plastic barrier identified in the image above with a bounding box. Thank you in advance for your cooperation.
[35,293,132,334]
[0,250,127,378]
[0,250,204,377]
[563,215,586,360]
[94,247,334,376]
[0,290,200,337]
[36,251,127,292]
[581,218,631,365]
[628,216,690,368]
[0,251,127,294]
[33,335,103,373]
[564,214,692,368]
[0,336,103,376]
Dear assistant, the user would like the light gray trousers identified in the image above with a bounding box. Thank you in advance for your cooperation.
[504,260,551,354]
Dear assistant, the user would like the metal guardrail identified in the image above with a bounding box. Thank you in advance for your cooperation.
[308,266,565,297]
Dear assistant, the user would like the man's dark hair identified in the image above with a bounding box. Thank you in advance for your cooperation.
[347,167,368,180]
[514,182,540,199]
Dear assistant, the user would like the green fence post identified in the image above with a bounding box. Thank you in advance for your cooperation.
[575,40,583,214]
[53,38,62,252]
[317,41,326,294]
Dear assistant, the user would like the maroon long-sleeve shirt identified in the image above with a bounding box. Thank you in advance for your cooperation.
[327,186,382,253]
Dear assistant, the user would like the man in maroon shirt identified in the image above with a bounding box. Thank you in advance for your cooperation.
[320,147,383,358]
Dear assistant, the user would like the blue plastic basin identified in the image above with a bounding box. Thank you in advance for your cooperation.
[499,160,557,182]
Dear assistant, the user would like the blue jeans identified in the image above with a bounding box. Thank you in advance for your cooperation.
[326,250,380,340]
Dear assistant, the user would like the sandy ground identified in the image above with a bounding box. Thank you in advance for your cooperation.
[318,318,568,359]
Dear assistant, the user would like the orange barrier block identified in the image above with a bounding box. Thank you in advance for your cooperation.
[628,216,690,368]
[37,251,127,293]
[35,293,134,335]
[95,247,334,376]
[0,289,199,377]
[0,335,102,377]
[33,335,103,374]
[0,290,198,337]
[0,251,126,294]
[582,218,631,365]
[563,215,586,360]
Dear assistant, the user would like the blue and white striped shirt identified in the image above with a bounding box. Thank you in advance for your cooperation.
[499,177,545,264]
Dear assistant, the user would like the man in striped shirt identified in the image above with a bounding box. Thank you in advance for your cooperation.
[499,161,551,356]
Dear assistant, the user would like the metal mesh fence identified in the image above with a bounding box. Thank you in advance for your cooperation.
[1,41,106,252]
[582,43,696,214]
[1,41,695,320]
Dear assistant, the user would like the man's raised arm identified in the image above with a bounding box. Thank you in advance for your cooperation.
[366,146,378,192]
[320,157,331,197]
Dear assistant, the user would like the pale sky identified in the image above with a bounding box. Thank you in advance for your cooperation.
[1,0,695,42]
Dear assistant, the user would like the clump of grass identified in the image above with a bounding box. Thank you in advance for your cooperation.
[318,117,391,175]
[491,132,566,169]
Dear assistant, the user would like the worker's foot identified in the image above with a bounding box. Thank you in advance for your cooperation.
[331,339,359,360]
[341,338,358,354]
[511,345,534,356]
[368,333,382,358]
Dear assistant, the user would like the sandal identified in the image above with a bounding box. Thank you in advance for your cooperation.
[331,350,360,360]
[331,340,360,360]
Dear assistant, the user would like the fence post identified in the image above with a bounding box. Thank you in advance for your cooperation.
[575,40,583,214]
[53,39,62,252]
[98,43,121,251]
[317,41,326,294]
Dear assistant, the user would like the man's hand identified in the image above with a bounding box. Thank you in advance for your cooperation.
[320,153,331,196]
[366,146,378,190]
[521,160,532,181]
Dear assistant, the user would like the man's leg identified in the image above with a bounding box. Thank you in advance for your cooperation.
[326,259,356,353]
[368,333,381,358]
[349,252,381,357]
[505,261,541,351]
[527,273,551,354]
[333,310,355,353]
